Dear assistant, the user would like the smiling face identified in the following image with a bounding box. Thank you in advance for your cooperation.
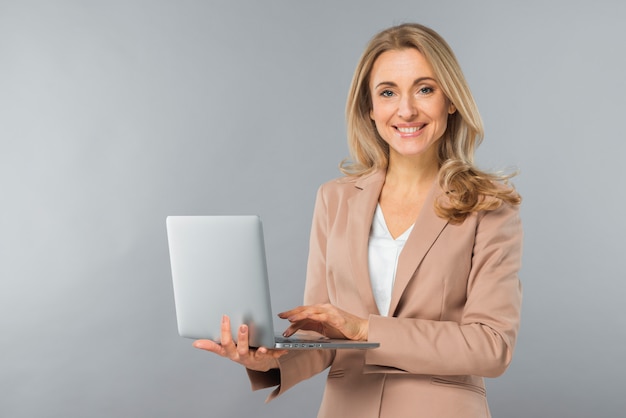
[369,48,456,166]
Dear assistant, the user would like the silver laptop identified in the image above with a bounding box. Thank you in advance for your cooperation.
[166,215,379,350]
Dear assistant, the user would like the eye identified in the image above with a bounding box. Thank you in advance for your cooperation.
[418,86,434,94]
[380,89,394,97]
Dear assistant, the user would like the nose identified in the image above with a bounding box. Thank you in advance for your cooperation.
[397,95,418,119]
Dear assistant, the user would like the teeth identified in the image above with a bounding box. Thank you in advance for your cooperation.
[397,126,422,133]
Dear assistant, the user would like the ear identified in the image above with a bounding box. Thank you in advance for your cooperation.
[370,108,374,120]
[448,102,457,115]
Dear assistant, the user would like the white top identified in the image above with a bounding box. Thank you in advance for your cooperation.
[368,204,414,316]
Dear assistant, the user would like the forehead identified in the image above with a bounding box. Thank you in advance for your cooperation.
[369,48,436,84]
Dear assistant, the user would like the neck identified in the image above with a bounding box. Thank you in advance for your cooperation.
[385,154,439,191]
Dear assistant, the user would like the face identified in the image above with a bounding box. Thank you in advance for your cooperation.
[369,48,456,164]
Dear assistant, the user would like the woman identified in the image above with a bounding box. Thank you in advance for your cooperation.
[194,23,522,418]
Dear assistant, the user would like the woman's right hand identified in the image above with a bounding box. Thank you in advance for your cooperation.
[192,315,288,372]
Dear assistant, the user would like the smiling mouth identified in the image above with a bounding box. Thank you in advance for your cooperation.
[395,125,425,134]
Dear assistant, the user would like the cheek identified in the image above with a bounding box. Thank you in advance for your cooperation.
[369,109,390,140]
[427,102,452,125]
[369,103,389,124]
[369,108,381,127]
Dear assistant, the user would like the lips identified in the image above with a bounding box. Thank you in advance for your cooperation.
[395,124,425,134]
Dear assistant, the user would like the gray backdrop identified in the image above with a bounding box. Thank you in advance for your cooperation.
[1,1,625,417]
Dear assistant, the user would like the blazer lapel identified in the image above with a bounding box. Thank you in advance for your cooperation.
[346,170,386,316]
[388,181,449,316]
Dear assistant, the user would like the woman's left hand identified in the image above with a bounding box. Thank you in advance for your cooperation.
[278,303,369,341]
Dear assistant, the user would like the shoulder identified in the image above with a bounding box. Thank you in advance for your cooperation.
[314,177,357,210]
[317,176,357,196]
[480,180,522,219]
[475,198,523,243]
[317,170,385,201]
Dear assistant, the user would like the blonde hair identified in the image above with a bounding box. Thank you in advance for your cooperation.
[342,23,520,222]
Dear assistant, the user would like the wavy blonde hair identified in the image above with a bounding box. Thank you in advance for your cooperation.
[342,23,520,222]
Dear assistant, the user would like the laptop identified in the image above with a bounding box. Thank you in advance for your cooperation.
[166,215,379,350]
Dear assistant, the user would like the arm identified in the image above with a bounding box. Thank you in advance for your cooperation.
[365,202,523,377]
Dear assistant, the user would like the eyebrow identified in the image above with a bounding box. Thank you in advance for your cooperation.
[374,77,437,89]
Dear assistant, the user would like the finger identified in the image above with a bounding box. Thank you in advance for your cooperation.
[285,309,334,325]
[277,306,307,319]
[273,349,289,358]
[220,315,238,358]
[192,339,225,356]
[263,348,289,360]
[237,324,250,356]
[256,347,288,363]
[220,315,232,343]
[282,319,322,337]
[280,304,329,318]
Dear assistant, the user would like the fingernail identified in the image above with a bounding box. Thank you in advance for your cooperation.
[240,325,247,333]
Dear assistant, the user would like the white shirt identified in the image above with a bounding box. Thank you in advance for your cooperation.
[368,204,414,316]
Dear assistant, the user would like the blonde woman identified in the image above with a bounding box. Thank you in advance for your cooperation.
[194,23,523,418]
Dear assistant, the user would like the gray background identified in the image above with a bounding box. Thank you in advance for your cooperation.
[1,1,625,417]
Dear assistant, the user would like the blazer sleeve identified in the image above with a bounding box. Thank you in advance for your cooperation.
[365,201,523,378]
[247,185,335,400]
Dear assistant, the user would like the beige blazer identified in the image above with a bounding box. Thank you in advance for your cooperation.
[248,169,523,418]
